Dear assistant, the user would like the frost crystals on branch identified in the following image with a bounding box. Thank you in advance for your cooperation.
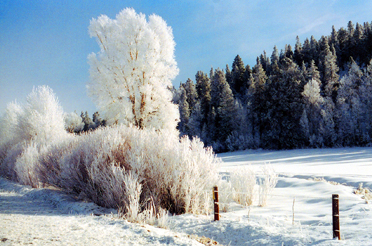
[87,8,180,132]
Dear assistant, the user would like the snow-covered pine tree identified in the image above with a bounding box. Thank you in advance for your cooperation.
[336,58,363,146]
[302,77,326,147]
[178,86,190,136]
[87,8,179,133]
[318,36,340,104]
[271,46,280,66]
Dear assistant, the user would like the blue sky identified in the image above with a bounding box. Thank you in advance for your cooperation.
[1,0,371,115]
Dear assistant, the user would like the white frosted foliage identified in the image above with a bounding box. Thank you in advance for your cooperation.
[87,8,179,132]
[17,85,67,143]
[64,112,84,133]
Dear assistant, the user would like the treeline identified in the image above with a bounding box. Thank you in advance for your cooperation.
[173,21,372,152]
[64,111,106,134]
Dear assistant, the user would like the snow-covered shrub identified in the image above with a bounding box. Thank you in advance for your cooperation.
[14,141,43,187]
[36,135,76,187]
[0,86,70,186]
[258,164,278,207]
[230,166,256,206]
[0,142,25,180]
[0,102,23,163]
[42,125,219,216]
[16,85,67,143]
[64,112,84,133]
[217,179,233,212]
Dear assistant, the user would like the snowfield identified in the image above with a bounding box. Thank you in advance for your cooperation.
[1,147,372,245]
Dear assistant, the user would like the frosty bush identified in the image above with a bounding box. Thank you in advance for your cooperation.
[0,102,23,163]
[64,112,84,133]
[231,166,256,206]
[217,179,233,212]
[258,164,278,207]
[16,85,67,143]
[0,86,68,183]
[37,125,220,215]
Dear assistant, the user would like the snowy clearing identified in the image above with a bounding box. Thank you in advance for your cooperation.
[1,147,372,245]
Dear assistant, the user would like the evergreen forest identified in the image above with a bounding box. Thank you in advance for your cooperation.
[172,21,372,152]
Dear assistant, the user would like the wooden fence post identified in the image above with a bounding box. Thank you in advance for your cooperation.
[332,194,341,240]
[213,186,220,221]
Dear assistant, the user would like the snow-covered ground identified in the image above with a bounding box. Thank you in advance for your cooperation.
[1,147,372,245]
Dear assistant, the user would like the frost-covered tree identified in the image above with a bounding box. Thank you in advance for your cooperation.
[318,37,339,103]
[302,78,327,147]
[87,8,179,132]
[17,85,67,143]
[336,59,364,145]
[0,102,23,160]
[64,112,84,133]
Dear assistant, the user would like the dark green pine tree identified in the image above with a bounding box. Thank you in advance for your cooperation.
[249,58,268,147]
[271,46,280,66]
[310,36,319,63]
[265,57,305,149]
[92,111,104,128]
[183,78,198,111]
[284,44,293,60]
[351,23,365,62]
[243,64,252,97]
[318,37,340,103]
[178,86,190,135]
[81,111,94,131]
[337,27,349,65]
[195,71,211,128]
[301,38,311,65]
[211,69,238,150]
[225,64,233,90]
[293,36,303,65]
[231,55,246,96]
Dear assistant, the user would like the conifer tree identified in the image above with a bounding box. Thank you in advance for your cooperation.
[265,58,305,149]
[183,78,198,111]
[195,71,211,128]
[178,86,190,135]
[210,69,238,150]
[336,58,363,145]
[271,46,279,65]
[318,37,340,103]
[249,58,268,147]
[231,55,246,96]
[225,64,233,90]
[294,36,303,65]
[302,38,311,65]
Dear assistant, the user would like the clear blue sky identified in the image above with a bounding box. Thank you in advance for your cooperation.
[1,0,371,115]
